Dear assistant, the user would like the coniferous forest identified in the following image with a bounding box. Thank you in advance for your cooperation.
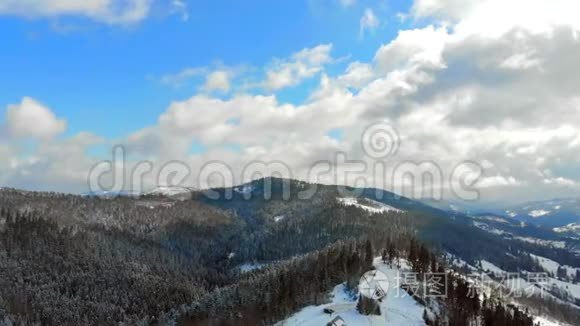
[0,179,578,325]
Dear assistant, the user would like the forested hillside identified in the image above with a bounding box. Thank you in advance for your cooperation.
[0,178,579,325]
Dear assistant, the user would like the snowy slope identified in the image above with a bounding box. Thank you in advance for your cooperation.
[469,260,574,326]
[531,254,580,279]
[501,198,580,228]
[553,223,580,237]
[425,197,580,229]
[146,186,194,196]
[554,223,580,233]
[338,197,404,214]
[278,258,425,326]
[534,316,567,326]
[238,262,266,273]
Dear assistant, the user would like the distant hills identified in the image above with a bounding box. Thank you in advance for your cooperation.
[423,197,580,231]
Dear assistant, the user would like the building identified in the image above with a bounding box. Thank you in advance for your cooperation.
[327,315,346,326]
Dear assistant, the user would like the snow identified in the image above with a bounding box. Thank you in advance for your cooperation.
[375,260,427,326]
[529,209,551,217]
[473,221,507,235]
[480,260,506,275]
[548,277,580,301]
[534,315,566,326]
[238,263,266,273]
[513,237,566,249]
[146,186,192,196]
[531,255,560,275]
[479,256,580,306]
[234,184,255,194]
[337,197,404,214]
[278,258,425,326]
[480,216,510,224]
[446,253,478,272]
[276,284,378,326]
[506,210,517,218]
[468,259,574,326]
[279,253,576,326]
[469,268,569,325]
[553,223,580,233]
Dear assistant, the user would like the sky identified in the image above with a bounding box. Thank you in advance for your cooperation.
[1,0,580,204]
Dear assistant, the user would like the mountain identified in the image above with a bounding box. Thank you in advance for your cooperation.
[421,197,580,256]
[554,223,580,237]
[0,178,578,325]
[499,198,580,229]
[423,197,580,236]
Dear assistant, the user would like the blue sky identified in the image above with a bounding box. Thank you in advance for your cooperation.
[1,0,579,203]
[0,0,412,139]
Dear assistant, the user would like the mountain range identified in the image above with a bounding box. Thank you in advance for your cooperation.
[0,178,578,325]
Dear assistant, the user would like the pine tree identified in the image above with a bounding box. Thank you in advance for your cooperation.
[381,248,388,264]
[364,239,374,269]
[423,309,430,325]
[356,295,381,316]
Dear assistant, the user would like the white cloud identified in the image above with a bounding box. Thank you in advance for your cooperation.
[338,62,375,89]
[202,70,232,93]
[360,8,379,37]
[5,97,67,139]
[0,0,153,24]
[411,0,580,37]
[117,8,580,200]
[263,44,333,91]
[543,177,576,186]
[3,0,580,203]
[374,26,448,72]
[499,51,541,70]
[478,175,521,188]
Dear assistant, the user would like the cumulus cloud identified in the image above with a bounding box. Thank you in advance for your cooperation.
[0,0,154,25]
[411,0,580,37]
[5,97,67,140]
[120,0,580,202]
[263,44,333,91]
[3,0,580,203]
[337,62,375,89]
[2,132,106,193]
[374,26,448,72]
[126,88,353,153]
